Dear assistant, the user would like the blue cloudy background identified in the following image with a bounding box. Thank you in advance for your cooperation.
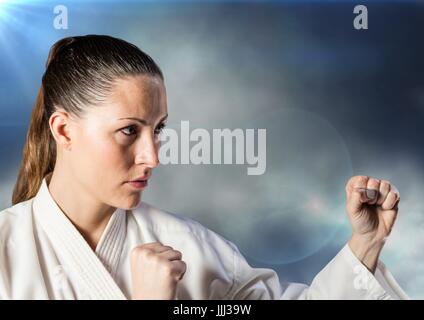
[0,0,423,298]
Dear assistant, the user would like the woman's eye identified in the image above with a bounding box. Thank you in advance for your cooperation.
[120,123,165,137]
[155,123,166,135]
[121,126,137,136]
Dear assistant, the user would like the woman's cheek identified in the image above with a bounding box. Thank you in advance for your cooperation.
[79,134,118,174]
[95,139,125,170]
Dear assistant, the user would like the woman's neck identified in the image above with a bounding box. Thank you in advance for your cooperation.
[47,170,117,251]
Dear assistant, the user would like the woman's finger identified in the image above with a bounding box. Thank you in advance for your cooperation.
[346,175,369,199]
[172,260,187,280]
[139,242,173,254]
[354,187,378,203]
[154,246,174,254]
[159,249,183,261]
[382,191,399,210]
[366,178,380,205]
[376,180,391,205]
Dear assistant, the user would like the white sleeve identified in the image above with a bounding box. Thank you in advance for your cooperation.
[225,243,409,300]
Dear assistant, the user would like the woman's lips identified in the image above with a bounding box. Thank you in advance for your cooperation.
[127,180,148,189]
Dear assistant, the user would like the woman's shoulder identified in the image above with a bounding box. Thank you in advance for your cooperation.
[0,199,33,225]
[0,199,34,245]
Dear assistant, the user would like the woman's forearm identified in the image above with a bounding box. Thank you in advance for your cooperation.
[348,235,385,274]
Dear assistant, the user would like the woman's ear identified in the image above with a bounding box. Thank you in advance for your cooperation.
[49,109,73,151]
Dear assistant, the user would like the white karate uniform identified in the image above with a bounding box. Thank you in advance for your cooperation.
[0,175,409,300]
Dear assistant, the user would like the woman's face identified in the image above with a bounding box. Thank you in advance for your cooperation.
[63,74,167,210]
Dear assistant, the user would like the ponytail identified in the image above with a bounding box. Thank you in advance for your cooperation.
[12,86,56,205]
[11,38,73,204]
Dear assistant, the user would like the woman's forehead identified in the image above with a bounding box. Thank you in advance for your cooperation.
[94,74,167,122]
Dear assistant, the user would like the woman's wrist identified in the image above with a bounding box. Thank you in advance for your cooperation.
[348,234,385,274]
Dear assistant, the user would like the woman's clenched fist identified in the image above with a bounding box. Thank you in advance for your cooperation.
[345,175,401,272]
[131,242,186,300]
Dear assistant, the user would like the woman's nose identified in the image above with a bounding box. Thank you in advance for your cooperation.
[134,132,160,168]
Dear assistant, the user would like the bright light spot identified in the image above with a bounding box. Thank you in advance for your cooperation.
[0,0,13,24]
[304,194,328,216]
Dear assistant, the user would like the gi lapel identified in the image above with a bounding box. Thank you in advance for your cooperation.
[96,209,127,280]
[33,177,127,300]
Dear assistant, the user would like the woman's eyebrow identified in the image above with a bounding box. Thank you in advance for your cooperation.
[118,114,168,125]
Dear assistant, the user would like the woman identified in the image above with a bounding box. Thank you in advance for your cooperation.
[0,35,408,299]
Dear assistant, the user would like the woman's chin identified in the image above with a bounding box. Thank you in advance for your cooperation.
[123,193,142,210]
